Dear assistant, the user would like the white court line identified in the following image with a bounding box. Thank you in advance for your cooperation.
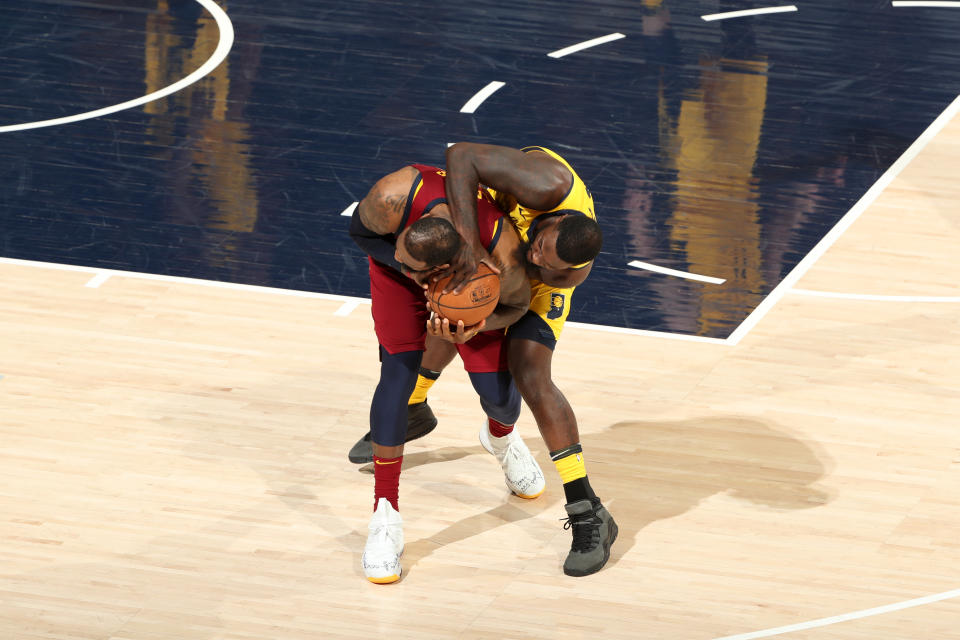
[713,587,960,640]
[84,272,111,288]
[0,256,723,343]
[726,92,960,346]
[628,260,726,285]
[334,300,363,316]
[702,5,797,21]
[340,202,359,217]
[893,1,960,6]
[547,33,626,59]
[0,0,234,134]
[460,81,506,114]
[790,289,960,302]
[0,257,368,304]
[565,321,727,344]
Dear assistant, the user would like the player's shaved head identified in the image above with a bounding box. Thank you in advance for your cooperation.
[405,217,461,267]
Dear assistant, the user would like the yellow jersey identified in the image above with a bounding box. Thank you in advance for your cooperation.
[487,146,597,341]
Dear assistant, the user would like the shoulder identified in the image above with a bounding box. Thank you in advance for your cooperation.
[518,148,573,211]
[446,142,571,212]
[524,148,594,217]
[357,166,419,234]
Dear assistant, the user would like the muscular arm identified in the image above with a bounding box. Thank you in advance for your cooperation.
[348,166,417,270]
[445,143,572,225]
[441,143,573,290]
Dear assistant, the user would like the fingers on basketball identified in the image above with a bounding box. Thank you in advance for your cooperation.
[426,263,500,327]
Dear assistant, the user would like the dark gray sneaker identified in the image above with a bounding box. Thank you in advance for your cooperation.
[347,401,439,464]
[561,498,618,576]
[406,401,438,441]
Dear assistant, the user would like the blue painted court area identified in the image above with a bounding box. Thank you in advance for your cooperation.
[1,0,959,338]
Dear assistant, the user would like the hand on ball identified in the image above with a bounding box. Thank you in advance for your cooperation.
[427,313,485,344]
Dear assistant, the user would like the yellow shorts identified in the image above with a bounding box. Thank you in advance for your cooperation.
[507,280,573,350]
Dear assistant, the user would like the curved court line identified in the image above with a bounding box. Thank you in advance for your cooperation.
[460,81,506,114]
[547,33,626,59]
[727,92,960,346]
[790,288,960,302]
[713,587,960,640]
[702,5,798,21]
[628,260,726,285]
[0,0,234,134]
[893,1,960,6]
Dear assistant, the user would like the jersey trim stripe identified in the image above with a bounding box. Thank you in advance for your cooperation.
[398,172,423,232]
[420,197,447,216]
[485,217,503,253]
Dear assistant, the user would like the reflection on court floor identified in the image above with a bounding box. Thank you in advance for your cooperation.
[2,0,960,339]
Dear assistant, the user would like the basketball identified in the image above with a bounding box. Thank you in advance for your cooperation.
[427,263,500,327]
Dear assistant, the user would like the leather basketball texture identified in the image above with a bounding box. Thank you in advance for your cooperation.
[427,263,500,326]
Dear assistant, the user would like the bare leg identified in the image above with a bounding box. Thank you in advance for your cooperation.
[507,338,578,450]
[421,332,458,372]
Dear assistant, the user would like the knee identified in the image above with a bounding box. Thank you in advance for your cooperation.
[469,371,521,424]
[371,349,422,445]
[511,366,551,405]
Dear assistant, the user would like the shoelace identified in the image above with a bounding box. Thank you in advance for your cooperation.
[368,524,402,550]
[562,513,601,553]
[488,438,514,464]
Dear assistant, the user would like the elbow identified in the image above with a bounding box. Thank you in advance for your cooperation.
[544,165,573,203]
[446,142,467,162]
[445,142,481,170]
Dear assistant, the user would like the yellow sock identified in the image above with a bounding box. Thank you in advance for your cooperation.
[552,449,587,484]
[408,370,439,405]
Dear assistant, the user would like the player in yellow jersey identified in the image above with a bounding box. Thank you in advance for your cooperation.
[438,143,614,577]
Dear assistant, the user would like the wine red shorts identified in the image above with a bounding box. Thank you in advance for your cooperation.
[368,257,508,373]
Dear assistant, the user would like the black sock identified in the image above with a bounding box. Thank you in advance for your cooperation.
[418,367,441,380]
[562,476,597,504]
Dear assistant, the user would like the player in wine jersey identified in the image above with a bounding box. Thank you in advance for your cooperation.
[348,163,545,584]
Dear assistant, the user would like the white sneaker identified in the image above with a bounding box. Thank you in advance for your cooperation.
[479,424,546,499]
[362,498,404,584]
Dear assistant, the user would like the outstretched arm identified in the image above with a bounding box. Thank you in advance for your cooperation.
[441,143,572,291]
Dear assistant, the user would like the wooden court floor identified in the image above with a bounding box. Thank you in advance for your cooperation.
[2,101,959,640]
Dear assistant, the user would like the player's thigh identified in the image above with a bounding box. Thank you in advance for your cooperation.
[369,258,429,353]
[506,313,557,395]
[457,329,509,373]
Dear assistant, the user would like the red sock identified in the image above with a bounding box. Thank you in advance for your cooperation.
[373,455,402,511]
[487,418,514,438]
